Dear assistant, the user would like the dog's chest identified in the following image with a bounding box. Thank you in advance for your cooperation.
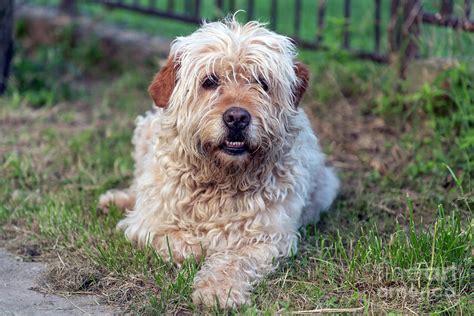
[176,172,296,222]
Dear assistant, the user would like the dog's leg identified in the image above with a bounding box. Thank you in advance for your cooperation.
[99,112,158,214]
[191,238,295,307]
[300,166,340,226]
[98,189,135,213]
[151,232,205,264]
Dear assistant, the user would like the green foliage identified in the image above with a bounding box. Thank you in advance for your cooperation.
[29,0,473,60]
[10,42,77,107]
[8,23,107,108]
[375,65,473,192]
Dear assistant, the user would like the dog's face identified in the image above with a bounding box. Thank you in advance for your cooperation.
[149,20,309,167]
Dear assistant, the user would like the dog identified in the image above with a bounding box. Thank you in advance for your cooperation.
[99,17,339,307]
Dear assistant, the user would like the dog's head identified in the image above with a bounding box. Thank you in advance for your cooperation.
[149,18,309,168]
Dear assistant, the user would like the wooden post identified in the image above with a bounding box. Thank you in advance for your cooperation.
[388,0,401,62]
[399,0,421,79]
[0,0,13,95]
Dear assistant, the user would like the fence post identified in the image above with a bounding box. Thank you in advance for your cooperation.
[215,0,224,18]
[388,0,401,60]
[60,0,77,15]
[440,0,454,17]
[399,0,421,79]
[0,0,14,95]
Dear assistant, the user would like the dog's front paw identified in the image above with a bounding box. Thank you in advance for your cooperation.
[152,234,205,264]
[191,273,250,307]
[98,189,135,213]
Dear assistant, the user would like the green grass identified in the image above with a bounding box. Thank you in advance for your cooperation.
[30,0,473,60]
[1,8,473,314]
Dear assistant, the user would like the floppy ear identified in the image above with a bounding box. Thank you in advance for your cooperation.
[148,57,178,108]
[293,62,310,106]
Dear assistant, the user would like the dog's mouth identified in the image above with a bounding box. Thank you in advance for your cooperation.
[220,139,248,156]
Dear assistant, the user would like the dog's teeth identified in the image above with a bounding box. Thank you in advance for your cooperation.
[225,141,244,148]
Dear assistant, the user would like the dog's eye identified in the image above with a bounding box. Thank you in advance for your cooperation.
[202,75,219,89]
[258,77,269,92]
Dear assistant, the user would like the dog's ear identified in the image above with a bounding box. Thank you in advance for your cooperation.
[148,57,178,108]
[293,62,310,106]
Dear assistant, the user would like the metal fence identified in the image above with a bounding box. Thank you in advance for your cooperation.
[58,0,473,77]
[85,0,390,62]
[0,0,474,95]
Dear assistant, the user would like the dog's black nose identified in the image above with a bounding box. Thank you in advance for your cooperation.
[223,107,251,130]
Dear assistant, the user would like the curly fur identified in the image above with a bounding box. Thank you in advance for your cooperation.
[99,17,339,307]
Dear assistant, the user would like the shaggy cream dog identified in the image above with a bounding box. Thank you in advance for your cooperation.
[99,18,339,307]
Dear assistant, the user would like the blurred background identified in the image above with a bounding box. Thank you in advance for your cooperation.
[0,0,472,314]
[2,0,473,105]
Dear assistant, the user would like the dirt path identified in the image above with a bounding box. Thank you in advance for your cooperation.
[0,248,119,315]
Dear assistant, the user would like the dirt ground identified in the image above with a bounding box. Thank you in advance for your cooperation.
[0,248,120,315]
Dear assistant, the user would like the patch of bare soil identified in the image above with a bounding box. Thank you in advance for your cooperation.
[308,97,409,175]
[306,94,440,226]
[0,248,120,315]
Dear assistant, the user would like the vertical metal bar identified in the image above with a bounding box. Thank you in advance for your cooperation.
[316,0,326,45]
[247,0,255,21]
[388,0,401,54]
[270,0,278,30]
[184,0,193,15]
[374,0,381,53]
[216,0,224,17]
[440,0,454,17]
[195,0,201,18]
[167,0,174,12]
[400,0,421,79]
[294,0,302,39]
[464,0,471,19]
[229,0,235,12]
[343,0,351,49]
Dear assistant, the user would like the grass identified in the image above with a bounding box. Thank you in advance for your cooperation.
[30,0,473,59]
[1,5,473,315]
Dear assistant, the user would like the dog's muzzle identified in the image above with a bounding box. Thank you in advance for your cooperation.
[221,107,251,156]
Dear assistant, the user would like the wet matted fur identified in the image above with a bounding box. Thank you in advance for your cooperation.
[99,18,339,307]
